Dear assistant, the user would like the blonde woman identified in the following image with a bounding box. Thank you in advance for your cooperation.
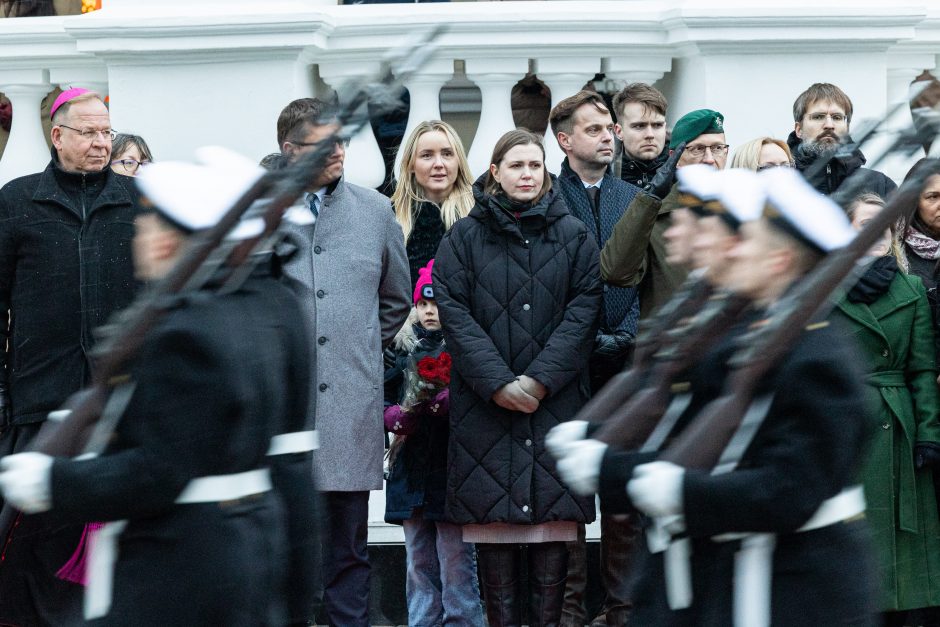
[730,136,793,171]
[392,120,474,286]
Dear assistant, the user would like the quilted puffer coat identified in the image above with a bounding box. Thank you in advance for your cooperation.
[433,176,602,525]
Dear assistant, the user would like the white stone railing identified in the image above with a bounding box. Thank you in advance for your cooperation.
[2,0,939,188]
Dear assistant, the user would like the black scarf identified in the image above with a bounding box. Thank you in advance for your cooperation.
[847,255,898,304]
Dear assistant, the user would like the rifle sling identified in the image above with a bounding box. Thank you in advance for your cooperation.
[711,393,775,476]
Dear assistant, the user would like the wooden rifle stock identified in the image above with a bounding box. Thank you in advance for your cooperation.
[661,176,927,471]
[572,275,713,426]
[593,291,751,449]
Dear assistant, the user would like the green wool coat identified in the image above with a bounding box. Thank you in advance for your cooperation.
[834,271,940,611]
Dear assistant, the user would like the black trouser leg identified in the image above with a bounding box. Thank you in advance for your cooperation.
[477,543,522,627]
[528,541,569,627]
[594,513,637,626]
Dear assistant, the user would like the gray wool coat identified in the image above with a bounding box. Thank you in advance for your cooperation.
[280,179,411,492]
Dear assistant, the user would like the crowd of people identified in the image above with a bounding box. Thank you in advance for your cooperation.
[0,75,935,627]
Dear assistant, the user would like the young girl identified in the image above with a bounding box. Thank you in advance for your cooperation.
[383,259,484,627]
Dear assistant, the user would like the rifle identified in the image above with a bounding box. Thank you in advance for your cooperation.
[571,272,713,426]
[591,290,751,450]
[662,164,928,472]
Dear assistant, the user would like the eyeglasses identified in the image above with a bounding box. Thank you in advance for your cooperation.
[111,158,150,173]
[756,163,793,172]
[288,137,350,148]
[58,125,116,141]
[684,144,730,158]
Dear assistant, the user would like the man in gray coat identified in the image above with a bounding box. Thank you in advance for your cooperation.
[276,98,411,626]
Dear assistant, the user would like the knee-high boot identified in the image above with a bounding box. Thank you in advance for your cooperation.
[528,541,569,627]
[477,543,522,627]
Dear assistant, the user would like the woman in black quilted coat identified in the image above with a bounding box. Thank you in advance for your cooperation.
[433,128,602,627]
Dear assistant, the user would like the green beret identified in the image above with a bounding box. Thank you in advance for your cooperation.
[669,109,724,149]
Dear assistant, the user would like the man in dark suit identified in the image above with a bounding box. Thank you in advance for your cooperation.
[550,89,642,627]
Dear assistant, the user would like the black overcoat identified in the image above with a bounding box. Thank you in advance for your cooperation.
[48,268,310,626]
[433,178,602,526]
[0,159,143,426]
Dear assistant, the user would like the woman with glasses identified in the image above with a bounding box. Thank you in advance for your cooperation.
[729,136,793,171]
[110,133,153,177]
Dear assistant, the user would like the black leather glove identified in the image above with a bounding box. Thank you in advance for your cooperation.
[646,142,685,201]
[593,330,635,361]
[915,442,940,470]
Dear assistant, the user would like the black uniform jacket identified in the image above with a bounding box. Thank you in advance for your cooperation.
[49,266,313,626]
[601,311,879,627]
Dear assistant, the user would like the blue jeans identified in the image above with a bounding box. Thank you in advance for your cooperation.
[402,515,484,627]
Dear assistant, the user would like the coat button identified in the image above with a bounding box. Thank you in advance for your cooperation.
[317,289,325,298]
[882,423,890,430]
[525,239,529,245]
[525,439,532,446]
[523,304,530,311]
[318,336,327,345]
[319,383,328,392]
[314,246,322,254]
[522,505,529,513]
[881,349,889,358]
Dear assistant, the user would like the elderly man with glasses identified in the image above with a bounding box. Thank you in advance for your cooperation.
[600,108,727,319]
[0,87,145,627]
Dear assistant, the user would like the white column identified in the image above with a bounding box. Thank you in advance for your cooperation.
[464,57,528,179]
[601,57,670,93]
[535,56,600,175]
[0,72,52,187]
[392,58,454,180]
[879,54,935,183]
[318,60,386,190]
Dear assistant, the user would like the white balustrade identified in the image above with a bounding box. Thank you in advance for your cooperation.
[464,57,529,179]
[535,56,601,176]
[318,60,387,190]
[0,77,52,184]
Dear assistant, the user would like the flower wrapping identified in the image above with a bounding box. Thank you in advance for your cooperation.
[401,349,451,412]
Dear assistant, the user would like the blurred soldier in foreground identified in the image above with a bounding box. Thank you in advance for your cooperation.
[0,149,318,626]
[554,168,879,626]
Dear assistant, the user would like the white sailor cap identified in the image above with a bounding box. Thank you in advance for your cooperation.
[714,168,766,229]
[677,164,722,202]
[759,167,855,253]
[135,146,266,240]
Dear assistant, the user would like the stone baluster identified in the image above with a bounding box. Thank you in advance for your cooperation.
[464,58,528,179]
[318,60,387,190]
[881,54,935,180]
[534,57,600,175]
[393,58,454,179]
[0,70,53,187]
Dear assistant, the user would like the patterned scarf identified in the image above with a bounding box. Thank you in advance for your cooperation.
[905,218,940,260]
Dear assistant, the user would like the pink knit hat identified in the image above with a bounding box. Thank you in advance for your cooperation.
[50,88,91,118]
[413,259,435,304]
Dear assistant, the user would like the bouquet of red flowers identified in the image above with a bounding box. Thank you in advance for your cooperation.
[401,349,451,412]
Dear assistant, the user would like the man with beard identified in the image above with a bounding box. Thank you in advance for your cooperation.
[788,82,897,197]
[550,89,641,627]
[613,83,669,191]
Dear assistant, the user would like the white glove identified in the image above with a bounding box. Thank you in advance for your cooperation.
[546,420,590,460]
[627,461,685,518]
[0,452,53,514]
[555,439,607,496]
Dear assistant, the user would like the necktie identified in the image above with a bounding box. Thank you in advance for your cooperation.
[308,194,320,219]
[586,185,600,209]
